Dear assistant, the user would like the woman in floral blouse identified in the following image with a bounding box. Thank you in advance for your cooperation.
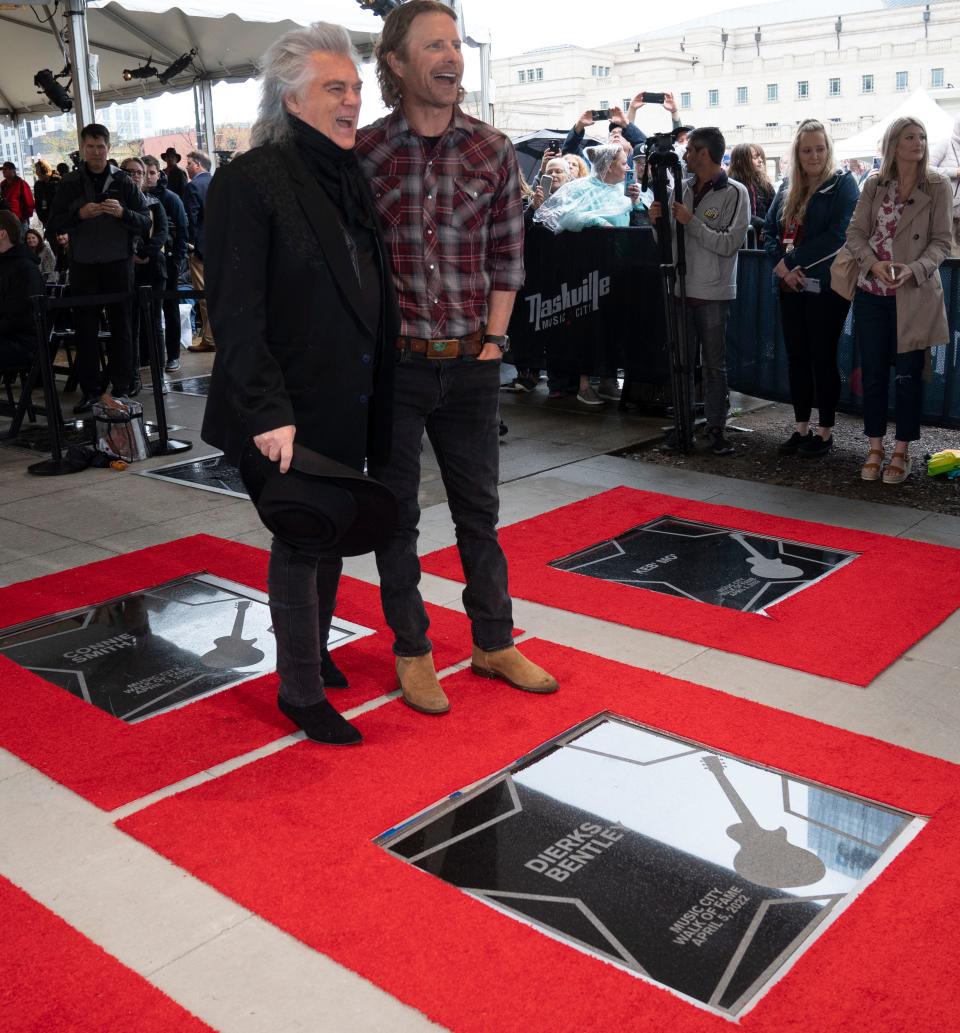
[845,117,953,484]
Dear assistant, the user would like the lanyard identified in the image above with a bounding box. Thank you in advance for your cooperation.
[782,219,799,252]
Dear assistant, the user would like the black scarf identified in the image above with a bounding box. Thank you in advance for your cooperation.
[289,114,376,233]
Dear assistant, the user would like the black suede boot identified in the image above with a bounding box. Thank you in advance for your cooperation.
[277,694,361,745]
[320,648,348,688]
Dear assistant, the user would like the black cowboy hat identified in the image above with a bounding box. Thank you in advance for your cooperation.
[240,444,396,557]
[161,147,182,162]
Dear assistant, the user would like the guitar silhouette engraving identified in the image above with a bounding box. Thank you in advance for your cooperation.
[702,755,826,888]
[729,532,804,580]
[200,601,265,669]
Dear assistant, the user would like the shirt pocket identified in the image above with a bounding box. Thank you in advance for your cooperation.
[370,175,403,229]
[452,174,495,232]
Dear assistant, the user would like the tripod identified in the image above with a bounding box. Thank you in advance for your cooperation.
[642,145,694,453]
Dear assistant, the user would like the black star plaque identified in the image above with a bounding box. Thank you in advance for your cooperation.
[550,517,858,614]
[378,715,922,1016]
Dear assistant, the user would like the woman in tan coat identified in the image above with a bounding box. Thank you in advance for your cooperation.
[845,117,953,484]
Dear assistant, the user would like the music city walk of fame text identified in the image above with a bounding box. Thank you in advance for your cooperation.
[668,886,752,948]
[524,821,625,881]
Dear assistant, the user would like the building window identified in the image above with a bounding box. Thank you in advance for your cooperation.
[591,65,597,75]
[797,80,809,99]
[517,70,525,83]
[766,121,778,127]
[931,67,944,88]
[708,88,719,107]
[737,86,748,104]
[861,74,874,93]
[895,70,909,91]
[599,100,609,109]
[527,68,535,81]
[624,98,632,111]
[767,83,778,102]
[592,65,609,77]
[536,67,543,81]
[828,77,841,97]
[680,91,691,108]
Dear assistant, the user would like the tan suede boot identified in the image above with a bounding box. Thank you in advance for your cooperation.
[471,645,559,694]
[396,654,450,714]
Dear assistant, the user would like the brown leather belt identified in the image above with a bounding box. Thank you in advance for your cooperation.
[396,330,483,359]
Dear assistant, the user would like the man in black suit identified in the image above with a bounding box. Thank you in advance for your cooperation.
[184,149,215,352]
[201,22,397,746]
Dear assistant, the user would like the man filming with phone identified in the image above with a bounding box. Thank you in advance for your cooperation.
[648,127,749,456]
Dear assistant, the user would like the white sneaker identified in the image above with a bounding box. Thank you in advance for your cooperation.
[577,386,604,406]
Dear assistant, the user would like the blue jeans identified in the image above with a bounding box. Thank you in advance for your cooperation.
[369,350,514,657]
[854,290,925,442]
[680,300,730,429]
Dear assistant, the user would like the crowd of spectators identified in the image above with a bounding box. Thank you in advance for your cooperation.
[2,68,958,487]
[0,128,212,411]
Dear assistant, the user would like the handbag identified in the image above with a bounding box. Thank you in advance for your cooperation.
[830,245,858,301]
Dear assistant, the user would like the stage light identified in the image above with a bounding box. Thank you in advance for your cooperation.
[33,68,73,112]
[158,49,197,85]
[355,0,403,19]
[122,61,159,82]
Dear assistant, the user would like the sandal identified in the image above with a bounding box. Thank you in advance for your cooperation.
[860,449,884,482]
[882,453,911,485]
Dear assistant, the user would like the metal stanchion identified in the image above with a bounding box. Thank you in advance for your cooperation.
[138,285,192,456]
[26,294,85,476]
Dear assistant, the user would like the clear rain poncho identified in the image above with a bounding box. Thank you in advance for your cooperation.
[533,144,635,234]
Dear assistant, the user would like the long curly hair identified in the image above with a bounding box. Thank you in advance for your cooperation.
[375,0,465,109]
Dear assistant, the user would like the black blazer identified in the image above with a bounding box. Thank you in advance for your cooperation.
[201,143,398,473]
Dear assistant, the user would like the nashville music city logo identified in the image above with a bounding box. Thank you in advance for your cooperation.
[524,269,611,332]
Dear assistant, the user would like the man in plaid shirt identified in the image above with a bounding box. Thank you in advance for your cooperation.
[357,0,558,714]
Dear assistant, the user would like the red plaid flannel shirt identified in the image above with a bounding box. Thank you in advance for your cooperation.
[356,107,524,339]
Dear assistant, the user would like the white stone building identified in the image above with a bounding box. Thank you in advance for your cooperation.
[492,0,960,164]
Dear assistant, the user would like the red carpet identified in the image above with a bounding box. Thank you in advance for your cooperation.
[421,486,960,684]
[0,535,474,810]
[0,876,213,1032]
[119,640,960,1033]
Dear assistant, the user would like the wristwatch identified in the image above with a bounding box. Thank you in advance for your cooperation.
[481,333,510,353]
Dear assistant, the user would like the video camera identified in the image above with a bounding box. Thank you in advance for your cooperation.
[642,126,686,157]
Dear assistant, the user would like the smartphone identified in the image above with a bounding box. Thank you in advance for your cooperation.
[642,92,666,105]
[590,109,611,120]
[624,169,636,196]
[540,175,554,199]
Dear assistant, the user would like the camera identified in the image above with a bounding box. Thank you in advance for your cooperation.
[642,92,666,105]
[643,129,684,156]
[590,109,611,120]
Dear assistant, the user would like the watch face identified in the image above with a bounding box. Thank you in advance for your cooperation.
[549,516,857,615]
[379,714,922,1017]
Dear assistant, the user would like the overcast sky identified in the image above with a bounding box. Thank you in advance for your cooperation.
[145,0,760,130]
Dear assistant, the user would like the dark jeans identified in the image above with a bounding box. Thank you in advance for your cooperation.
[854,289,925,442]
[162,256,183,361]
[778,287,850,428]
[69,258,134,396]
[239,460,342,707]
[678,300,730,429]
[369,351,513,657]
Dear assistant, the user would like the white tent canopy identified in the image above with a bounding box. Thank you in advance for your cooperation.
[0,0,385,121]
[833,87,955,160]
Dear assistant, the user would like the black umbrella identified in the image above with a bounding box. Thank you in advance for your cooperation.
[510,128,601,183]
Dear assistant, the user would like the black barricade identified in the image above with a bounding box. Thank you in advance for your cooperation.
[510,227,960,428]
[728,252,960,429]
[508,224,663,381]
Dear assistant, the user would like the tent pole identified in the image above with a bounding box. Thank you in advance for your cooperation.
[199,78,216,167]
[65,0,97,136]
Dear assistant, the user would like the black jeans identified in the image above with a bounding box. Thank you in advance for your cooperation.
[238,460,343,707]
[854,289,925,442]
[69,258,134,396]
[778,287,850,428]
[369,351,513,657]
[162,255,183,362]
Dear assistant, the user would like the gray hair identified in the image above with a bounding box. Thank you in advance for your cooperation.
[251,22,361,148]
